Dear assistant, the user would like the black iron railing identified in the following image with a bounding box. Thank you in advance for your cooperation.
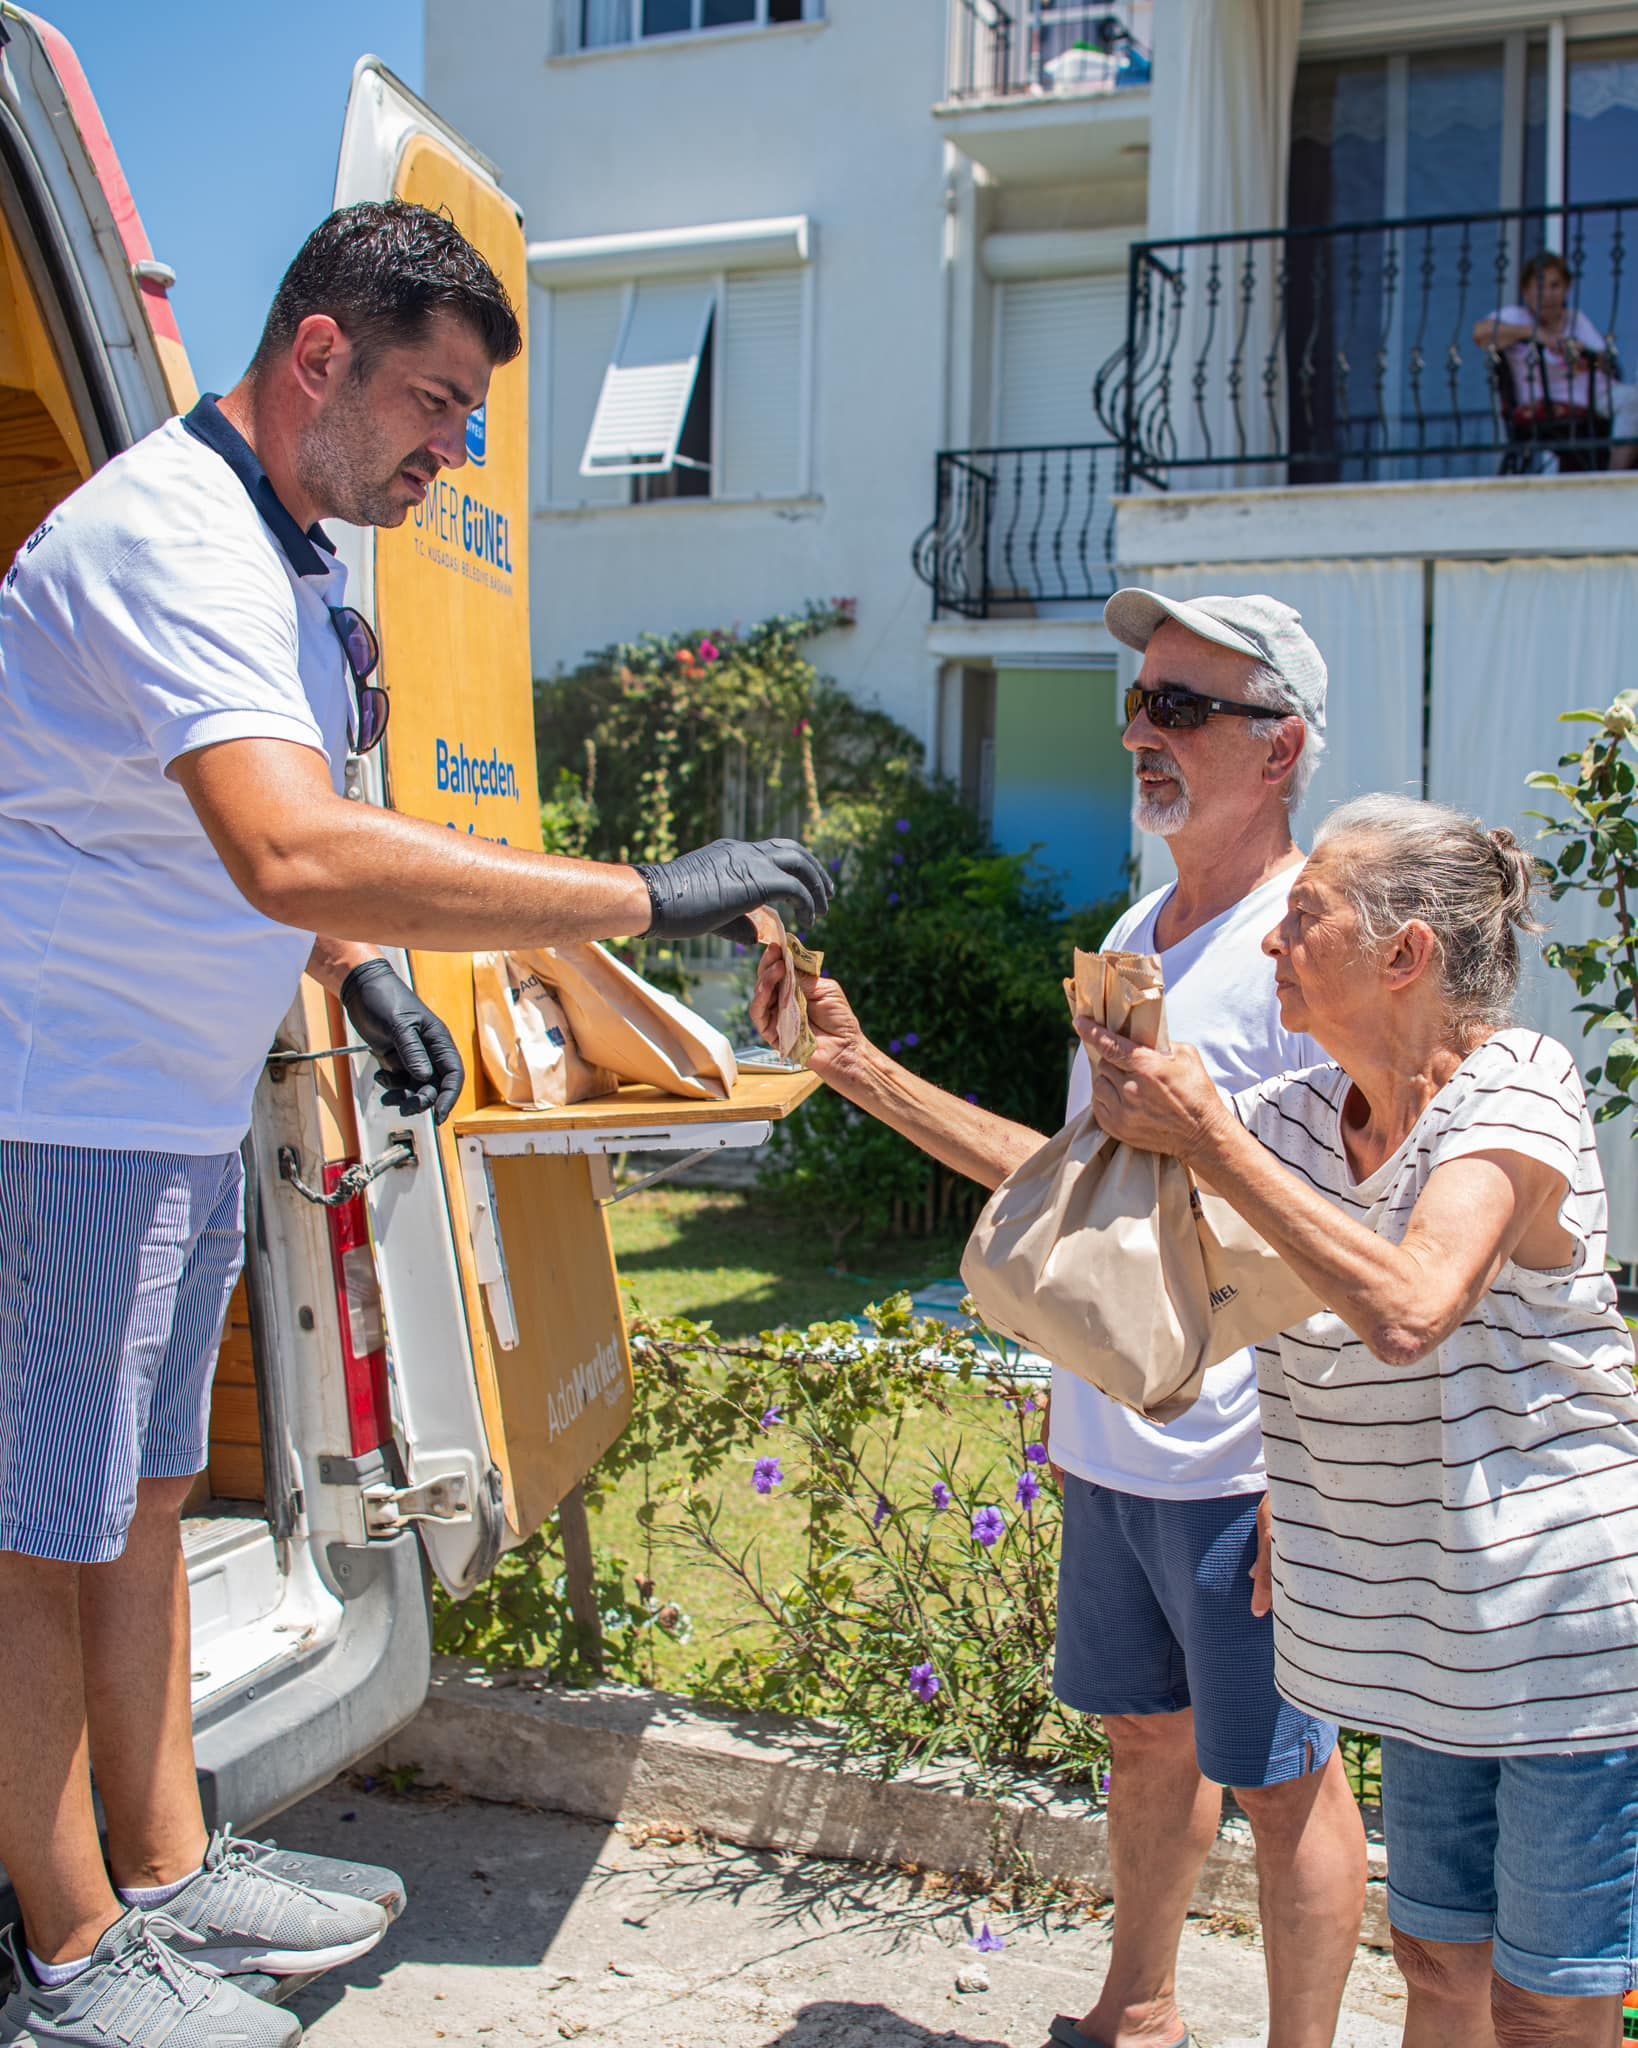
[1095,198,1638,488]
[912,443,1120,618]
[946,0,1151,102]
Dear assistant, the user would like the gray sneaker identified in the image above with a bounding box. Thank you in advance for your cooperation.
[213,1829,405,1923]
[153,1831,388,1978]
[0,1911,300,2046]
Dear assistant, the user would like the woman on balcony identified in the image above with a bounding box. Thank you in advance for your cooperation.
[1475,249,1638,471]
[1084,792,1638,2047]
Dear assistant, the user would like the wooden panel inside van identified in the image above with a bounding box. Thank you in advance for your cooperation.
[0,201,91,560]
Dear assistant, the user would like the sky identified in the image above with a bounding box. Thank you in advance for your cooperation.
[41,2,426,397]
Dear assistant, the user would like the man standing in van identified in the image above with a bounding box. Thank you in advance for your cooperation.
[0,200,832,2048]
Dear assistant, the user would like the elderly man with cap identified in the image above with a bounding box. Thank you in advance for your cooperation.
[752,589,1367,2048]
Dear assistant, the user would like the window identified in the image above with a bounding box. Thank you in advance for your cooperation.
[555,0,815,54]
[541,267,808,507]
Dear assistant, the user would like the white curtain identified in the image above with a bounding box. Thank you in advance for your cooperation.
[1126,557,1425,896]
[1145,0,1304,481]
[1430,558,1638,1261]
[583,0,633,48]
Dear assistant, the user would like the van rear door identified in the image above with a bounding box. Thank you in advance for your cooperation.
[330,61,818,1598]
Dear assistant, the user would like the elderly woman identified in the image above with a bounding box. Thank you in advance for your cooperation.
[1084,792,1638,2048]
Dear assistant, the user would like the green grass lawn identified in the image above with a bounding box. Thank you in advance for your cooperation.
[607,1183,973,1336]
[598,1185,1011,1689]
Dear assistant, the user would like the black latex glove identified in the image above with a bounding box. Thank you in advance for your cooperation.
[635,837,835,944]
[340,959,465,1124]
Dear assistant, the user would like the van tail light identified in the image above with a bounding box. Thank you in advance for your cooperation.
[323,1161,392,1456]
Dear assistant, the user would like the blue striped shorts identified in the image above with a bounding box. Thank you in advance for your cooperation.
[0,1141,245,1563]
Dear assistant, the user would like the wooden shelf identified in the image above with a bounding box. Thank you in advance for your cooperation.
[453,1067,820,1140]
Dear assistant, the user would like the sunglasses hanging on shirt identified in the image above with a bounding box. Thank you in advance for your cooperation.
[329,605,389,753]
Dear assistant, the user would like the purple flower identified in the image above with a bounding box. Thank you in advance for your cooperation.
[827,857,842,877]
[760,1407,783,1431]
[889,1038,903,1054]
[753,1457,784,1495]
[887,892,901,907]
[873,1494,891,1529]
[1016,1469,1042,1511]
[964,1091,979,1105]
[970,1924,1005,1953]
[909,1661,941,1703]
[699,638,721,662]
[972,1505,1006,1549]
[931,1481,953,1511]
[905,1032,920,1048]
[896,819,912,834]
[1100,1770,1112,1794]
[1022,1396,1039,1414]
[891,851,905,867]
[1025,1442,1049,1466]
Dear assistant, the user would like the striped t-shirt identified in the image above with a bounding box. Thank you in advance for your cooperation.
[1234,1028,1638,1756]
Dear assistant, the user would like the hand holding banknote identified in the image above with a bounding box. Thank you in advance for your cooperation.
[750,921,864,1081]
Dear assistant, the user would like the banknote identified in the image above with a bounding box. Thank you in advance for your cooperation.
[750,906,825,1067]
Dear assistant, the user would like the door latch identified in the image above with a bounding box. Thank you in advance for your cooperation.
[361,1470,473,1537]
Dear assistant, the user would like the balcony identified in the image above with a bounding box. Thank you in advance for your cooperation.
[934,0,1151,187]
[1095,199,1638,491]
[911,442,1120,619]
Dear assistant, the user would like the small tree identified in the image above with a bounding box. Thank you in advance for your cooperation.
[1529,692,1638,1122]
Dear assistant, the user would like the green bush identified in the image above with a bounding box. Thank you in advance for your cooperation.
[436,1296,1104,1783]
[767,771,1128,1252]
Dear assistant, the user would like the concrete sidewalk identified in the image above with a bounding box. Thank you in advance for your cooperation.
[280,1780,1406,2048]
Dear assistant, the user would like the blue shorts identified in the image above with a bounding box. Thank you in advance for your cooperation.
[1054,1475,1336,1788]
[1384,1736,1638,1998]
[0,1142,245,1564]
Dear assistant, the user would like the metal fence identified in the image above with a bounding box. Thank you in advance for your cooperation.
[945,0,1150,101]
[911,443,1120,618]
[1094,198,1638,488]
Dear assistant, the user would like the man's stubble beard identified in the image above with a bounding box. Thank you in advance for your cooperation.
[1133,748,1192,837]
[294,375,419,529]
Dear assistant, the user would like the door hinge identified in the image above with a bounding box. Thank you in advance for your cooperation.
[361,1470,473,1537]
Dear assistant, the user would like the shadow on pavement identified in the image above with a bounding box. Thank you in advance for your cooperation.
[766,2001,1012,2048]
[278,1782,617,2026]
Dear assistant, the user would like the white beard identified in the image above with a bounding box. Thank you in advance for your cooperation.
[1134,751,1191,836]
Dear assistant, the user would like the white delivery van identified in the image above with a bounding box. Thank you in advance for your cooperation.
[0,3,814,1877]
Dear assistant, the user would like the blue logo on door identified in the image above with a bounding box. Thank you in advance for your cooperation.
[465,402,488,466]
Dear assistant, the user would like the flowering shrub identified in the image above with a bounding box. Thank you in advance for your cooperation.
[435,1294,1108,1784]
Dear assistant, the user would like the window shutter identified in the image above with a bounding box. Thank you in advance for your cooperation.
[547,285,626,505]
[580,279,716,476]
[997,274,1128,445]
[720,268,804,498]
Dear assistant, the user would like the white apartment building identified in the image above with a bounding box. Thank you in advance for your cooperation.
[425,0,1638,1248]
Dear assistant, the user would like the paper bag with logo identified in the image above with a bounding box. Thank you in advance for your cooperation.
[960,948,1319,1422]
[473,950,621,1109]
[517,943,738,1102]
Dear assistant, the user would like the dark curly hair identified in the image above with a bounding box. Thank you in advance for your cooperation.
[250,199,521,377]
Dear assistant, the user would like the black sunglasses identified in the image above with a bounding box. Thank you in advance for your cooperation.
[1124,683,1273,733]
[329,606,389,753]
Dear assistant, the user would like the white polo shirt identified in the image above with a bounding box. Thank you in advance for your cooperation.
[1050,868,1325,1500]
[0,399,354,1155]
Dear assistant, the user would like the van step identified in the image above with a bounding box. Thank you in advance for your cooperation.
[182,1510,269,1569]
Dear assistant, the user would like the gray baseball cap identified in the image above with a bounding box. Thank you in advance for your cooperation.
[1104,587,1328,736]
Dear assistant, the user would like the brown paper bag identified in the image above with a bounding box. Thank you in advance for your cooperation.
[516,942,738,1102]
[960,947,1319,1422]
[473,951,621,1109]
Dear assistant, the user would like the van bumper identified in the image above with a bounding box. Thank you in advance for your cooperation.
[193,1532,432,1830]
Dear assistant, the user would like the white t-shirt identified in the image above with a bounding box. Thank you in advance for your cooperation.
[1486,304,1612,413]
[0,402,353,1155]
[1236,1030,1638,1755]
[1050,869,1325,1499]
